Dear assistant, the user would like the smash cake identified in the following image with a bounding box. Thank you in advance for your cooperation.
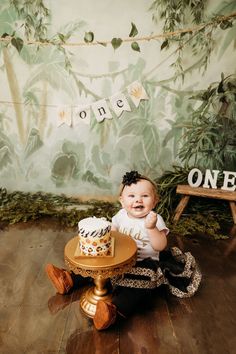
[76,216,112,257]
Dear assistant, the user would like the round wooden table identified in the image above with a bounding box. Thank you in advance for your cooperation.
[64,231,137,318]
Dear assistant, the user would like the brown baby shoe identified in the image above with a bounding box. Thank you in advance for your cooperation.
[93,300,117,330]
[45,264,73,294]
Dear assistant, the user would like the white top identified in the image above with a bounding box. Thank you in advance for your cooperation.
[78,216,111,232]
[112,209,169,261]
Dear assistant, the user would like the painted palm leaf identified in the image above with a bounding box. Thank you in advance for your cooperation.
[24,128,43,158]
[0,146,12,169]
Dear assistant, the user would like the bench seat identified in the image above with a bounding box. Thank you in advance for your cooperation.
[173,185,236,224]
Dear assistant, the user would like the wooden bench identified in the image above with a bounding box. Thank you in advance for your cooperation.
[173,185,236,224]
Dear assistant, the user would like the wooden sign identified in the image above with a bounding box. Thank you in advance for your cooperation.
[187,168,236,191]
[173,168,236,224]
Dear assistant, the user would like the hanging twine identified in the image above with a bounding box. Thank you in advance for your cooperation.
[0,12,235,48]
[0,12,235,108]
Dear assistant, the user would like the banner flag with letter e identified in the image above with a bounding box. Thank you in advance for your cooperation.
[110,92,131,117]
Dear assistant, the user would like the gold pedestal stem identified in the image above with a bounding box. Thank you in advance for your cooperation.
[93,275,108,296]
[64,232,137,318]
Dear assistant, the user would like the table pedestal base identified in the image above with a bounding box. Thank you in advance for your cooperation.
[64,233,137,318]
[80,287,112,318]
[80,276,112,318]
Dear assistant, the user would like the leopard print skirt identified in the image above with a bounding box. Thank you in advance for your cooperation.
[111,247,202,298]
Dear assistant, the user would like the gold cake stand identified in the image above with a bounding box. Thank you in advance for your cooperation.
[64,231,137,318]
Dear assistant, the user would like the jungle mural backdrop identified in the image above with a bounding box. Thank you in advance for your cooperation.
[0,0,236,200]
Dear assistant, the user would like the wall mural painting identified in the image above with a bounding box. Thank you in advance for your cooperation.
[0,0,235,197]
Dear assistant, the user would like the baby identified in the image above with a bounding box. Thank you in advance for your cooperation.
[46,171,202,330]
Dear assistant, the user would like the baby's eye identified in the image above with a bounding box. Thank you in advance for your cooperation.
[142,194,149,197]
[128,194,135,198]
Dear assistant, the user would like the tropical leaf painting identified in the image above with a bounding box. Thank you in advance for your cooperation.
[51,153,78,187]
[0,131,15,155]
[0,5,18,36]
[0,0,235,196]
[142,125,160,168]
[0,146,12,169]
[91,145,110,176]
[24,48,77,98]
[24,128,43,158]
[0,131,18,173]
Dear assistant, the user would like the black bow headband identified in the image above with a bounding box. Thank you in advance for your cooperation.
[122,170,142,186]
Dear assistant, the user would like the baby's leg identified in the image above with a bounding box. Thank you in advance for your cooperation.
[71,272,92,289]
[112,286,152,317]
[45,263,91,294]
[93,286,152,330]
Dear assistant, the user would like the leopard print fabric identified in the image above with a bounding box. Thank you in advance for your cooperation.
[111,247,202,298]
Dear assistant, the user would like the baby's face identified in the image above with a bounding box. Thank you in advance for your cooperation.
[120,179,157,219]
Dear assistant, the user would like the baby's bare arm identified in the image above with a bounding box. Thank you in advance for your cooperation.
[111,225,118,231]
[145,211,167,251]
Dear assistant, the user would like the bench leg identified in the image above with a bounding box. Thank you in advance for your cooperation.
[229,202,236,224]
[173,195,190,223]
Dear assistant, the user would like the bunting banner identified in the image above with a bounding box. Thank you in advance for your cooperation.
[57,106,72,127]
[91,98,113,122]
[57,81,149,127]
[109,92,131,117]
[127,80,149,107]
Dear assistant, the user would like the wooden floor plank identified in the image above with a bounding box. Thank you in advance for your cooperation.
[0,218,235,353]
[59,288,120,353]
[166,231,236,354]
[119,292,182,354]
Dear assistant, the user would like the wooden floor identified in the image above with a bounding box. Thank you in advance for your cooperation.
[0,218,236,354]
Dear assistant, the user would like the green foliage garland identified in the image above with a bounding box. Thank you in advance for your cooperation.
[0,168,232,239]
[0,187,120,227]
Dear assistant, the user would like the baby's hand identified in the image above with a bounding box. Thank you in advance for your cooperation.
[145,211,157,229]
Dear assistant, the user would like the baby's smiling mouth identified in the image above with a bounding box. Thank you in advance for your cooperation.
[133,205,144,210]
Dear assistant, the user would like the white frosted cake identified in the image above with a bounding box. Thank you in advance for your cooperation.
[78,217,112,256]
